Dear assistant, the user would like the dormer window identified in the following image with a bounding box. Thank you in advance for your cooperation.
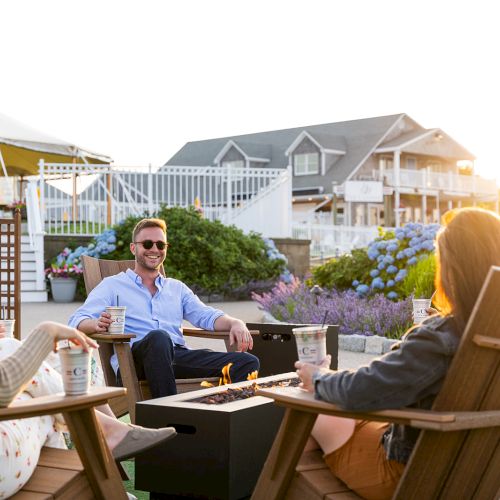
[222,160,244,169]
[294,153,319,175]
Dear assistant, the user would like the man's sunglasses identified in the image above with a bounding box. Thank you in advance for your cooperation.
[134,240,169,250]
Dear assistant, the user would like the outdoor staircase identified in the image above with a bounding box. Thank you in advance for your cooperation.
[21,233,47,302]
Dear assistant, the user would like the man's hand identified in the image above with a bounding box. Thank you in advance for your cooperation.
[77,312,112,334]
[95,311,113,333]
[229,319,253,352]
[295,355,332,393]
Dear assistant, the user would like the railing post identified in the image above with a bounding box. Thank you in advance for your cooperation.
[226,165,232,222]
[38,160,45,229]
[393,150,401,227]
[106,168,113,227]
[148,163,154,216]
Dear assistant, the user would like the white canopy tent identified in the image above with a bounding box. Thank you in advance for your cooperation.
[0,112,112,203]
[0,112,112,174]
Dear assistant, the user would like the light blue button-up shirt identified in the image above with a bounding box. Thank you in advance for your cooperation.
[68,269,225,373]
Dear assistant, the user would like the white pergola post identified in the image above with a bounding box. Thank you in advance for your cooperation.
[394,150,401,227]
[0,147,8,177]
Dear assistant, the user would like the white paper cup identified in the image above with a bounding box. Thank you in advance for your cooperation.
[105,306,127,334]
[292,325,328,365]
[412,298,432,325]
[0,319,15,338]
[59,347,91,396]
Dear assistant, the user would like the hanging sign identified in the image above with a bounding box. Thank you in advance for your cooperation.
[344,181,383,202]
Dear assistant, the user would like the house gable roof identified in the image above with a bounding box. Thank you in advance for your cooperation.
[165,114,405,186]
[376,128,475,159]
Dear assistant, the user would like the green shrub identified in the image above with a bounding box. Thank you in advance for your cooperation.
[397,253,436,299]
[102,206,286,295]
[308,248,373,290]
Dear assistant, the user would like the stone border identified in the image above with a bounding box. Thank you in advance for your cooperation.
[339,334,399,355]
[260,311,400,354]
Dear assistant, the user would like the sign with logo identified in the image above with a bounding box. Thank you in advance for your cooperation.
[344,181,383,202]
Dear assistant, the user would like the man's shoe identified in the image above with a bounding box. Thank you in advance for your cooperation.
[113,424,177,462]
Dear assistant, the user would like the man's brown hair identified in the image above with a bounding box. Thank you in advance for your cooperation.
[132,218,167,242]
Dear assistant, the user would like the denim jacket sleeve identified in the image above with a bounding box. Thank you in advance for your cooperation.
[312,316,459,411]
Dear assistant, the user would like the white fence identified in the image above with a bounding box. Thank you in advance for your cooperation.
[292,223,379,258]
[39,161,291,237]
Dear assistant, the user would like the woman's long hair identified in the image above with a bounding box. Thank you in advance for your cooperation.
[434,207,500,332]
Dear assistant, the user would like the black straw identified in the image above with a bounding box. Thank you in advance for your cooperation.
[117,295,119,307]
[321,310,328,328]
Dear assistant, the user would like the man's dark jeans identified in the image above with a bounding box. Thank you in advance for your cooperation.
[118,329,260,398]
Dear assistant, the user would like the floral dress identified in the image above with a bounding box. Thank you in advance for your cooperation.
[0,338,67,498]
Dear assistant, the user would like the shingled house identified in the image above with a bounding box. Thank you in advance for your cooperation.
[165,113,497,228]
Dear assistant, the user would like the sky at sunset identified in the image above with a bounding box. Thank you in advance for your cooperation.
[1,0,498,184]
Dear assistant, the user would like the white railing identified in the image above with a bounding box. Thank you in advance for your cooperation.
[380,169,497,196]
[292,223,379,258]
[26,180,45,290]
[39,161,290,236]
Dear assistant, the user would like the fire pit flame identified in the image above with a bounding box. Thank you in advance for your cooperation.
[200,365,259,389]
[192,377,300,405]
[220,362,233,385]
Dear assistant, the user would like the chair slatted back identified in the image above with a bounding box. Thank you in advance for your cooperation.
[395,266,500,499]
[0,209,21,339]
[81,255,165,388]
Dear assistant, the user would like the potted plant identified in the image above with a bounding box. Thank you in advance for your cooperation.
[6,200,27,220]
[45,248,83,303]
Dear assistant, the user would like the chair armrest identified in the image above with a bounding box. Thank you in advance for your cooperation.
[90,333,136,343]
[0,387,126,421]
[182,327,259,339]
[256,387,500,432]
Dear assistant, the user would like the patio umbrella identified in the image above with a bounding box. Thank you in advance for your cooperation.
[0,112,112,177]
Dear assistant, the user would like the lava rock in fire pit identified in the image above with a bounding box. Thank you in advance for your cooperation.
[190,378,300,405]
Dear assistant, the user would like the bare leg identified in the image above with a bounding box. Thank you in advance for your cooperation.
[95,410,130,451]
[311,415,356,456]
[96,404,116,418]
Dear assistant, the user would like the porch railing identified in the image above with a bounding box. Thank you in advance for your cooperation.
[38,161,290,236]
[380,169,497,196]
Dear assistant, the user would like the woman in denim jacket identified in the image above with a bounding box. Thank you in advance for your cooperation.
[297,207,500,500]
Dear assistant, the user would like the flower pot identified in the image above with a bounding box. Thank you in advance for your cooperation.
[50,277,77,303]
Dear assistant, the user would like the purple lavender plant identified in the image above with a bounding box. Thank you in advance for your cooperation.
[252,279,413,339]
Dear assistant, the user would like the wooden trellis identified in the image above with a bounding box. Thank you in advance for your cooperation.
[0,209,21,339]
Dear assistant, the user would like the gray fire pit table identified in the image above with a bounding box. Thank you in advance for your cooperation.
[135,372,300,500]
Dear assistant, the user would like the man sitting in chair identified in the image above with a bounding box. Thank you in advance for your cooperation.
[69,218,259,398]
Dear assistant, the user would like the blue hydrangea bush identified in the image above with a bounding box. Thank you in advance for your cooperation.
[354,222,440,299]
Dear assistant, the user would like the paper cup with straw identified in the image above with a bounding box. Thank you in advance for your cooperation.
[105,296,126,334]
[292,314,329,365]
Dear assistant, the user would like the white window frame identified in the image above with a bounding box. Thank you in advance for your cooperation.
[222,160,245,169]
[294,153,319,176]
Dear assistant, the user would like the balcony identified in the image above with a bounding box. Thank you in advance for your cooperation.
[380,169,497,197]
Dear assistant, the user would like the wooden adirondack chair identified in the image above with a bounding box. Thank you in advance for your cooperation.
[0,209,21,340]
[1,386,128,499]
[81,255,248,422]
[252,266,500,500]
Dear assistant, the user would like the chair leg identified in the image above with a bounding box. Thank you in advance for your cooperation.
[115,343,142,423]
[63,407,127,500]
[251,408,317,500]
